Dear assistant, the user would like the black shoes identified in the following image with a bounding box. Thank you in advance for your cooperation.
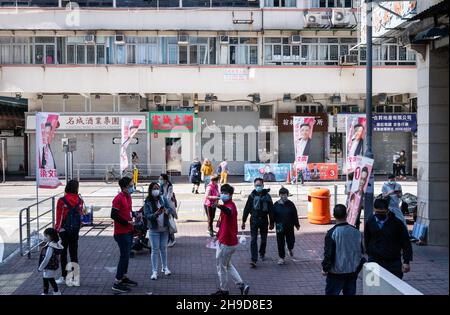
[250,261,257,268]
[239,284,250,295]
[121,277,138,287]
[112,282,131,293]
[260,254,266,261]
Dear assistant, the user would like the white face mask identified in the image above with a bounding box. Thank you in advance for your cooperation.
[152,189,160,197]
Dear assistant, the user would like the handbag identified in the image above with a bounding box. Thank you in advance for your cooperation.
[168,214,177,234]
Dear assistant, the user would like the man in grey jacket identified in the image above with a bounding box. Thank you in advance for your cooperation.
[321,204,365,295]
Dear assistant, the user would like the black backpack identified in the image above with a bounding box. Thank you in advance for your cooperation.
[38,244,62,270]
[61,197,82,233]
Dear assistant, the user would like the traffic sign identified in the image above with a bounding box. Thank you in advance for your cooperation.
[112,137,138,145]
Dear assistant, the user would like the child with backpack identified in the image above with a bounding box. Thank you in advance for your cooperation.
[54,179,85,286]
[38,228,64,295]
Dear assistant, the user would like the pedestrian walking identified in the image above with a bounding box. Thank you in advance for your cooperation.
[204,174,220,237]
[144,182,175,280]
[242,178,274,268]
[211,184,250,296]
[364,198,412,279]
[392,151,400,177]
[272,187,300,265]
[397,150,407,179]
[322,204,365,295]
[159,174,178,247]
[219,158,229,185]
[38,228,64,295]
[201,158,214,190]
[131,152,139,188]
[111,177,138,293]
[189,157,202,194]
[55,179,84,286]
[382,174,407,226]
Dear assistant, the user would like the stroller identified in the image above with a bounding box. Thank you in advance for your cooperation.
[131,207,151,254]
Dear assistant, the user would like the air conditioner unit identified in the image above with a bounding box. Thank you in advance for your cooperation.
[291,35,301,44]
[178,35,189,45]
[331,8,351,27]
[153,94,167,105]
[219,35,229,44]
[394,94,409,103]
[330,95,341,104]
[84,35,95,44]
[182,99,193,107]
[339,54,358,65]
[304,12,328,27]
[115,35,125,45]
[378,93,388,104]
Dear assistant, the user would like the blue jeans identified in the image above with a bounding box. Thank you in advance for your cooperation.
[149,230,169,273]
[114,232,133,281]
[204,176,211,189]
[325,273,357,295]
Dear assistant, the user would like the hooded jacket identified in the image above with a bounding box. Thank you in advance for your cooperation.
[242,188,274,225]
[38,240,64,278]
[55,193,84,232]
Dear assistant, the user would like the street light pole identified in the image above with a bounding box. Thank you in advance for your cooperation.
[364,0,375,224]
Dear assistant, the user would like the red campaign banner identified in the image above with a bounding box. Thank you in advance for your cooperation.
[149,112,195,133]
[305,163,338,181]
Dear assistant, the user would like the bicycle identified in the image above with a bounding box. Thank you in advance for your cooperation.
[105,166,120,184]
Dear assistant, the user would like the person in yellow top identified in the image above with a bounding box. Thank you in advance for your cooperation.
[201,158,214,190]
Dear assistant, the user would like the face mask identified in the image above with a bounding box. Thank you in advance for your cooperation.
[159,180,165,186]
[128,187,135,194]
[220,194,230,202]
[255,186,263,193]
[388,180,395,185]
[152,189,160,197]
[375,213,387,220]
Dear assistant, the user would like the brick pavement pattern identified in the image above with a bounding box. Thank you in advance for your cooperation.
[0,219,448,295]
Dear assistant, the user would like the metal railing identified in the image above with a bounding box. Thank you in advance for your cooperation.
[75,163,167,181]
[19,193,62,258]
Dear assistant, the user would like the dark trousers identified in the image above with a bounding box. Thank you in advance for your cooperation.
[325,273,357,295]
[399,165,406,177]
[59,230,79,278]
[114,232,133,281]
[250,218,268,262]
[43,278,58,294]
[204,205,217,232]
[372,259,403,279]
[393,163,399,176]
[168,232,175,243]
[276,227,295,259]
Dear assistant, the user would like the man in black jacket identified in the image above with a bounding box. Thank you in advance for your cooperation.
[364,198,413,279]
[322,204,365,295]
[242,178,274,268]
[272,187,300,265]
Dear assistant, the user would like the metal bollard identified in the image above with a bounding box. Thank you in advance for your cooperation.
[334,184,338,208]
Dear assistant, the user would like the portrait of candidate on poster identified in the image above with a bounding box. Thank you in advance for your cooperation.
[346,115,367,173]
[293,116,315,170]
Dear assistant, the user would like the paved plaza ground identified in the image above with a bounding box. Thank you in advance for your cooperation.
[0,179,448,295]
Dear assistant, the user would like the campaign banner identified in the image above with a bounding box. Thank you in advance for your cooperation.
[293,116,315,170]
[346,115,367,173]
[301,163,338,181]
[120,118,143,174]
[346,156,374,227]
[149,112,195,133]
[244,163,293,182]
[36,112,62,189]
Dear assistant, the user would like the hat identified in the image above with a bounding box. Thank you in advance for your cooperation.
[279,187,289,195]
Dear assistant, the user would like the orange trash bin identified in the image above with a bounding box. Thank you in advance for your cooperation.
[307,187,331,224]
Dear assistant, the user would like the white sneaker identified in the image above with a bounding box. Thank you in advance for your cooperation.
[72,279,80,287]
[53,291,61,295]
[163,267,171,276]
[55,277,65,285]
[151,272,158,280]
[277,258,285,265]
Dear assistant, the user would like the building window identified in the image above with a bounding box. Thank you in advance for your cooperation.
[221,106,228,112]
[311,0,352,7]
[265,0,296,7]
[228,37,258,65]
[264,37,301,65]
[259,105,273,119]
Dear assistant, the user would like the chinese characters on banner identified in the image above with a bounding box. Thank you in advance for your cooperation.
[149,112,195,133]
[36,112,62,189]
[120,118,143,174]
[346,156,374,227]
[293,116,315,171]
[346,115,367,173]
[373,114,417,132]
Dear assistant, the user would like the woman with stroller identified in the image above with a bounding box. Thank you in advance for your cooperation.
[144,182,175,280]
[159,174,178,247]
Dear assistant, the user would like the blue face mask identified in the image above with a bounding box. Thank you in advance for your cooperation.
[159,180,164,186]
[128,187,135,194]
[255,185,263,193]
[220,194,230,202]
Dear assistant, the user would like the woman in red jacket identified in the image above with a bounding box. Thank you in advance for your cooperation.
[54,179,84,286]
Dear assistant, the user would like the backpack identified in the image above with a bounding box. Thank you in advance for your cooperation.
[38,244,61,270]
[61,197,82,233]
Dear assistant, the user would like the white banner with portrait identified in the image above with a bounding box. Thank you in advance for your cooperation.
[36,112,62,189]
[293,116,315,171]
[120,118,143,174]
[345,115,367,173]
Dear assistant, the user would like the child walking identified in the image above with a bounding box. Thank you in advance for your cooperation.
[38,228,64,295]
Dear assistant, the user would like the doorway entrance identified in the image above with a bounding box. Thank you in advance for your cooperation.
[165,138,182,176]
